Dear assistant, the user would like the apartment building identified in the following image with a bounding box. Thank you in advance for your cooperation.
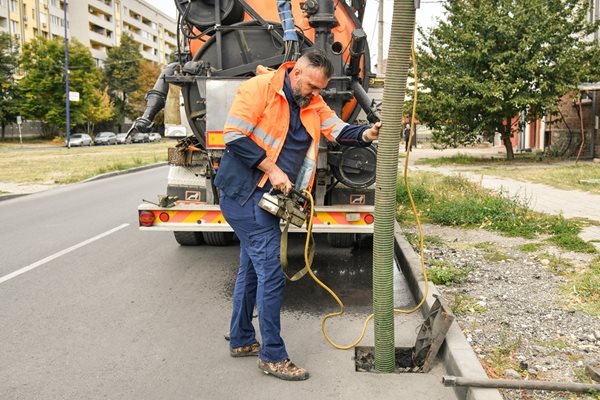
[0,0,177,65]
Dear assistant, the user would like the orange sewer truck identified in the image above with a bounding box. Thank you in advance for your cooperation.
[135,0,381,247]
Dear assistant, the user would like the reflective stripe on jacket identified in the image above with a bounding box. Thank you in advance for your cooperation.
[223,62,348,192]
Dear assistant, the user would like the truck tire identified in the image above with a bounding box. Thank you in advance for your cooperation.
[202,232,234,246]
[327,233,356,248]
[174,231,204,246]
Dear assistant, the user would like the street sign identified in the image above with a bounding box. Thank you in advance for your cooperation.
[69,91,80,102]
[16,115,23,144]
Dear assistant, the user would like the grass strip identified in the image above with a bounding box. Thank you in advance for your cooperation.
[396,172,596,253]
[0,142,169,185]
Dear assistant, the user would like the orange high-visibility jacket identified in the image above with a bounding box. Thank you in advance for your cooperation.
[223,61,349,192]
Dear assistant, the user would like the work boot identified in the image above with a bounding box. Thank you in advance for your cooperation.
[230,342,260,357]
[257,358,309,381]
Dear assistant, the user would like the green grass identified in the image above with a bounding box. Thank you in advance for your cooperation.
[517,242,544,252]
[537,338,568,349]
[403,232,446,249]
[451,294,485,315]
[487,328,522,376]
[536,252,573,274]
[568,256,600,315]
[427,260,473,286]
[474,242,512,262]
[0,140,169,188]
[396,172,596,254]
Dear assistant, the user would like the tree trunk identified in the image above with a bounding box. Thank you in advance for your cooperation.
[1,122,5,140]
[502,120,514,160]
[503,135,514,160]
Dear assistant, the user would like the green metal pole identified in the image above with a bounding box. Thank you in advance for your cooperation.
[373,0,416,373]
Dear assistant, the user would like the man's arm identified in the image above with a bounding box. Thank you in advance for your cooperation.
[335,121,381,146]
[256,157,292,194]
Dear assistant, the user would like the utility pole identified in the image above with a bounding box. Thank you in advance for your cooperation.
[64,0,70,147]
[377,0,384,75]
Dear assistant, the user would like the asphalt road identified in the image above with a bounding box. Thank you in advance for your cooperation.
[0,167,456,400]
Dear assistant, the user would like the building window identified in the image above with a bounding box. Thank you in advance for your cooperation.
[10,0,16,12]
[10,19,18,33]
[39,11,47,25]
[51,14,63,26]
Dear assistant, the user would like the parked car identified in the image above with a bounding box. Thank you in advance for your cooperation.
[94,131,117,145]
[116,133,131,144]
[131,132,149,143]
[66,133,92,147]
[148,133,162,143]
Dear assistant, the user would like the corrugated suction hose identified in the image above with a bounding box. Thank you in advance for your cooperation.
[373,0,416,373]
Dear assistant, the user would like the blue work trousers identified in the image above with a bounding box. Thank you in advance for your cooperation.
[220,190,289,362]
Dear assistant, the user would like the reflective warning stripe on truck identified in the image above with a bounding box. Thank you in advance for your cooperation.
[138,203,374,233]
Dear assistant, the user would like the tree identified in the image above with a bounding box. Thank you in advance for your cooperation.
[128,59,164,126]
[417,0,600,159]
[85,87,114,134]
[19,37,103,137]
[104,34,142,131]
[0,32,21,140]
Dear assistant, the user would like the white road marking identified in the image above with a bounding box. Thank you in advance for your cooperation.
[0,223,130,285]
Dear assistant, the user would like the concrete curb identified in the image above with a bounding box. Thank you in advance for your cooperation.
[0,193,29,202]
[81,162,168,183]
[394,222,503,400]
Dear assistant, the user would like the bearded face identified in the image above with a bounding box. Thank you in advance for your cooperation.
[292,79,313,108]
[289,66,329,108]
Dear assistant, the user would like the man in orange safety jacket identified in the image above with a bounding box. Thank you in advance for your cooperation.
[214,50,381,381]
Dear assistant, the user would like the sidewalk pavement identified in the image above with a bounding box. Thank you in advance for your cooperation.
[405,146,600,248]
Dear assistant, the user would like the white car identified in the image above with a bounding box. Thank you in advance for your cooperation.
[148,133,162,142]
[94,131,118,145]
[66,133,92,147]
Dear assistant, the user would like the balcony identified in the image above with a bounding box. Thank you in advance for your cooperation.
[92,0,112,15]
[89,13,113,30]
[89,30,115,47]
[90,46,108,61]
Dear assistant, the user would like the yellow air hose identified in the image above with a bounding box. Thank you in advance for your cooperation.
[302,38,429,350]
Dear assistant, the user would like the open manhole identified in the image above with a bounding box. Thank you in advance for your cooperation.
[354,297,454,373]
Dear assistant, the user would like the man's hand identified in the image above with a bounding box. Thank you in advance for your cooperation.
[363,121,382,142]
[258,158,292,195]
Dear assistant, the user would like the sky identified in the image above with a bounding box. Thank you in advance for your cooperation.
[145,0,446,64]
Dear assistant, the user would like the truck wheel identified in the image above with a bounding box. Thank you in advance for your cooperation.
[356,233,373,249]
[202,232,234,246]
[327,233,356,248]
[174,231,204,246]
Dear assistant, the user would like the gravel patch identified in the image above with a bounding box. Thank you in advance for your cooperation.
[404,224,600,400]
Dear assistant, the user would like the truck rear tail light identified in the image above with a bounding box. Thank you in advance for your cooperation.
[139,211,156,227]
[364,214,374,224]
[159,212,170,222]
